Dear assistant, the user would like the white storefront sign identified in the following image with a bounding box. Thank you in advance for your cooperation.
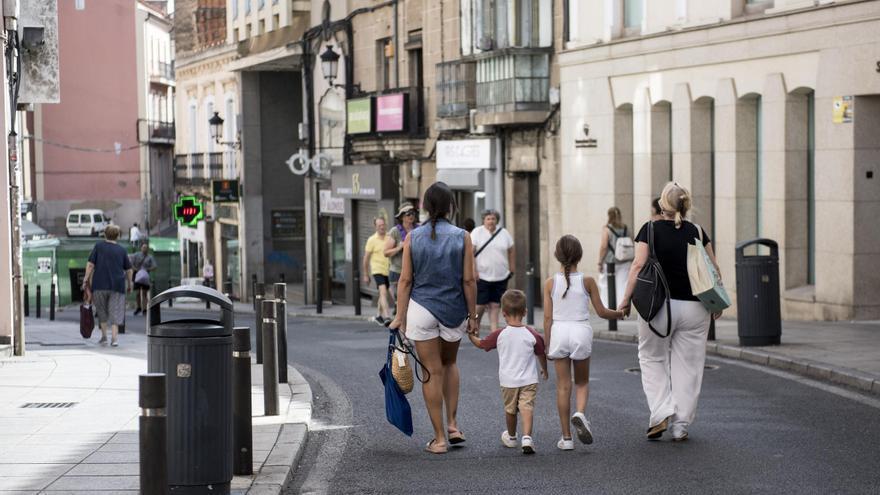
[437,139,493,169]
[319,189,345,215]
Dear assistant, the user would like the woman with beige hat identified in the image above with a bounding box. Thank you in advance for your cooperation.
[385,201,418,306]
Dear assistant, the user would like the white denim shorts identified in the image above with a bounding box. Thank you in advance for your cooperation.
[405,300,467,343]
[547,320,593,361]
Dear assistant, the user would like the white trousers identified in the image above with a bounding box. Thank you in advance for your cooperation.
[637,299,710,429]
[600,262,631,310]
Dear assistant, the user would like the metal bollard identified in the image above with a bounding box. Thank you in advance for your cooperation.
[139,373,168,495]
[251,274,258,308]
[280,273,285,283]
[254,283,265,364]
[261,299,279,416]
[302,268,308,306]
[708,318,716,341]
[50,283,56,321]
[606,263,618,331]
[168,279,173,307]
[36,285,41,319]
[24,284,29,317]
[352,267,360,316]
[232,327,253,475]
[274,283,288,383]
[525,262,535,325]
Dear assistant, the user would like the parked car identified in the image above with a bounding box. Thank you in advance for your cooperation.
[66,209,111,237]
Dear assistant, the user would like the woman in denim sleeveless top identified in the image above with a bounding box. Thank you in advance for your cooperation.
[390,182,479,454]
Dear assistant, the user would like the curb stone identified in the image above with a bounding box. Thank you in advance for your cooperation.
[245,365,312,495]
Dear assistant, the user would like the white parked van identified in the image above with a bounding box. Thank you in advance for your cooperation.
[66,209,111,237]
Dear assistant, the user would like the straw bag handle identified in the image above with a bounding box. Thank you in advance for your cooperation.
[387,326,431,384]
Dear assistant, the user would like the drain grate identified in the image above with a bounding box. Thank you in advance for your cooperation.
[20,402,78,409]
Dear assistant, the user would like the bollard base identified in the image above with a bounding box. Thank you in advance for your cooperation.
[169,482,230,494]
[738,335,781,347]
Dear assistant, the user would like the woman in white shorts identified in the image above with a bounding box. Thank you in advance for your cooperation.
[390,182,479,454]
[544,235,624,451]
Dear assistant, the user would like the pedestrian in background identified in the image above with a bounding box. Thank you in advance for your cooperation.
[130,243,157,316]
[384,202,418,309]
[544,235,624,450]
[129,223,142,249]
[619,182,722,442]
[651,197,663,221]
[472,209,515,332]
[462,217,475,233]
[390,182,478,454]
[83,225,131,347]
[597,206,633,309]
[203,260,215,289]
[469,289,547,455]
[362,217,392,325]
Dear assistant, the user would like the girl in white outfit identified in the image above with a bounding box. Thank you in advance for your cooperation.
[543,235,624,450]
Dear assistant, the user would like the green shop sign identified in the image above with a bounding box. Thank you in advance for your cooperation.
[174,196,205,227]
[347,97,373,134]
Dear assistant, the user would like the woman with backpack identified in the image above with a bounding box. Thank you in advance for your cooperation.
[618,182,723,443]
[597,206,633,309]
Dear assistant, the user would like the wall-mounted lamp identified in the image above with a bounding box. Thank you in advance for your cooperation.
[320,44,340,84]
[209,112,241,150]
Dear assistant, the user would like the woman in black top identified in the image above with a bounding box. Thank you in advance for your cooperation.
[619,182,723,442]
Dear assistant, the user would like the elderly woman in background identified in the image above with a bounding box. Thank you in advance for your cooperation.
[471,209,515,332]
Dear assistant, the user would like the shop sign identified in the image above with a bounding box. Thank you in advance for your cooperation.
[174,196,205,227]
[212,179,240,202]
[319,189,345,215]
[376,94,406,132]
[832,96,854,124]
[37,257,52,274]
[347,97,373,134]
[436,139,493,169]
[271,209,305,239]
[331,165,383,200]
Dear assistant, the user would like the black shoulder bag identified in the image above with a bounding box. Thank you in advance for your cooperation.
[631,222,672,338]
[475,227,503,258]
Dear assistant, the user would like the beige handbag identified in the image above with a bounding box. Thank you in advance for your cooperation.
[391,348,414,394]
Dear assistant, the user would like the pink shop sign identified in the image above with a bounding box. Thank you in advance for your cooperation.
[376,94,406,132]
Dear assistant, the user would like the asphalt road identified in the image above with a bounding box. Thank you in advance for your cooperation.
[46,307,880,494]
[281,317,880,495]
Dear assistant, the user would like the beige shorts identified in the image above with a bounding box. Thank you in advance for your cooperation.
[405,300,467,343]
[501,384,538,415]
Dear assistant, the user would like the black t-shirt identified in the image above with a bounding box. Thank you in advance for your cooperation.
[635,220,711,301]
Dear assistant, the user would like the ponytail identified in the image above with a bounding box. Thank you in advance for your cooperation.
[562,265,572,298]
[430,217,438,240]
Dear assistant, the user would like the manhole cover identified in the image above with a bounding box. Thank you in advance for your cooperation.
[20,402,78,409]
[625,365,718,374]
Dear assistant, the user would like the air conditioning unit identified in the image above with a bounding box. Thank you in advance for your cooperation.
[469,109,489,135]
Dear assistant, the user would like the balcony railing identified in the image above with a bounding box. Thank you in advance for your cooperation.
[150,61,174,83]
[436,60,476,119]
[475,48,550,115]
[190,153,207,185]
[138,119,175,145]
[208,152,224,179]
[174,152,237,190]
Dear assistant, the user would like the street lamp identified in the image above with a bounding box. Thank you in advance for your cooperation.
[208,111,241,149]
[320,45,340,84]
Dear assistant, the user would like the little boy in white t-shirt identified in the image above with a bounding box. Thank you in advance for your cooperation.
[469,289,548,454]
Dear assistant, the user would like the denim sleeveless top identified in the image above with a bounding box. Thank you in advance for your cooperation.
[410,219,467,328]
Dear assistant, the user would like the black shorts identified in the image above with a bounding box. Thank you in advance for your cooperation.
[373,274,390,288]
[389,271,401,283]
[134,282,150,291]
[477,279,508,305]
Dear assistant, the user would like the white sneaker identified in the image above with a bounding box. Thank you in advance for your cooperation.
[557,437,574,451]
[98,336,108,345]
[501,430,518,448]
[670,423,689,442]
[521,435,535,455]
[571,412,594,445]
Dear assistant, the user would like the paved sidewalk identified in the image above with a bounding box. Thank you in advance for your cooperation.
[228,293,880,396]
[0,317,311,494]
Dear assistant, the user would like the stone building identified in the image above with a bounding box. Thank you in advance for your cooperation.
[558,0,880,320]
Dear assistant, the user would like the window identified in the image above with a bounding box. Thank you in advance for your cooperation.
[259,19,265,34]
[273,14,279,30]
[188,102,198,154]
[75,0,85,10]
[377,38,392,90]
[233,28,240,42]
[245,24,252,38]
[259,0,265,9]
[68,214,79,224]
[205,100,215,153]
[80,214,91,224]
[245,0,251,15]
[93,214,103,223]
[464,0,552,54]
[624,0,644,29]
[232,0,238,19]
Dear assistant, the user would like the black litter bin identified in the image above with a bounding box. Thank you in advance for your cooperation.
[148,286,234,494]
[735,238,781,346]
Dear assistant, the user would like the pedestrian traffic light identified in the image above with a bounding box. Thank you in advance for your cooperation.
[174,196,204,226]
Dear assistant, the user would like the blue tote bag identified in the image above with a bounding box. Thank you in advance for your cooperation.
[379,329,413,436]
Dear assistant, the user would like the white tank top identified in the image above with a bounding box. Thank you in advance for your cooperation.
[551,272,590,321]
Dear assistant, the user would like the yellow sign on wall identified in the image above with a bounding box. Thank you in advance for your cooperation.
[832,96,854,124]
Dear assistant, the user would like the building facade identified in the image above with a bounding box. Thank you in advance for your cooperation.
[558,0,880,320]
[32,0,175,236]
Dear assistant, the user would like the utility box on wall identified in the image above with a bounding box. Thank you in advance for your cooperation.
[19,0,60,105]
